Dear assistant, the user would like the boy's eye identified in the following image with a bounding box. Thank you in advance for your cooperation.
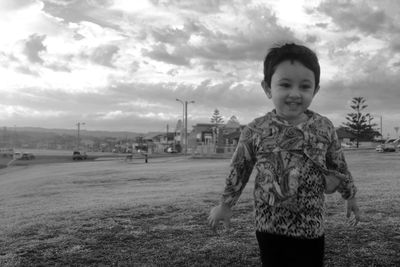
[279,83,291,88]
[300,84,312,90]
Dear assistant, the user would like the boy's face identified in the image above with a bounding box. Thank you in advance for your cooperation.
[262,60,319,123]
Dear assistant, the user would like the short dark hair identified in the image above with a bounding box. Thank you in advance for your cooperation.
[263,43,320,88]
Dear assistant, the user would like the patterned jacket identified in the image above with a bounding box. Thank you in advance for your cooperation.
[221,110,357,238]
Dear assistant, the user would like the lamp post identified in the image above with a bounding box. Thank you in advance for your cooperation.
[176,99,185,153]
[185,100,195,155]
[176,98,195,155]
[76,122,85,150]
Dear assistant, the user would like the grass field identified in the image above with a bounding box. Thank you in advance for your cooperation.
[0,150,399,266]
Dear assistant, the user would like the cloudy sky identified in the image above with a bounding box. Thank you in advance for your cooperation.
[1,0,400,136]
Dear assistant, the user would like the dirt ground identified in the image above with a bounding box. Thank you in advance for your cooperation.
[0,150,399,266]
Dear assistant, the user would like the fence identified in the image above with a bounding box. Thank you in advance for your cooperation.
[190,144,237,158]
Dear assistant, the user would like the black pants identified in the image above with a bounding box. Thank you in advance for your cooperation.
[256,231,325,267]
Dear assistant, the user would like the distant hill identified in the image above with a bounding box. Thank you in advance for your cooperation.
[2,126,144,139]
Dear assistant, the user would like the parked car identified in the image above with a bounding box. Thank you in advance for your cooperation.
[376,138,400,152]
[167,147,178,153]
[0,148,14,158]
[20,152,35,160]
[341,142,356,149]
[375,144,384,152]
[14,151,24,159]
[73,151,88,160]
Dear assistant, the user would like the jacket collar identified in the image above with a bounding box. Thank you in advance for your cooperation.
[267,109,316,127]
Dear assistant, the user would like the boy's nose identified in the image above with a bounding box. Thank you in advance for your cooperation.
[288,87,301,97]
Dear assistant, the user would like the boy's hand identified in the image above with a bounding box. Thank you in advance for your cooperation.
[346,197,361,226]
[208,204,233,232]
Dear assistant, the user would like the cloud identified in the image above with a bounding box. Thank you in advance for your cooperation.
[392,61,400,67]
[149,21,193,45]
[42,0,122,31]
[167,68,179,76]
[142,44,191,66]
[305,35,318,44]
[23,34,47,64]
[0,0,36,11]
[130,61,140,73]
[389,36,400,53]
[15,66,39,76]
[87,111,179,132]
[150,0,226,13]
[45,62,71,72]
[97,110,125,120]
[107,79,270,121]
[0,104,66,119]
[140,3,296,71]
[315,22,328,29]
[316,0,399,35]
[90,44,119,67]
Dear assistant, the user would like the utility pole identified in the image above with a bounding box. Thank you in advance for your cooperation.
[176,98,195,155]
[185,101,188,154]
[176,99,185,152]
[166,124,169,144]
[76,122,85,150]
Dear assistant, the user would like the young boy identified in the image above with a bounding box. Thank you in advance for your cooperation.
[208,43,360,267]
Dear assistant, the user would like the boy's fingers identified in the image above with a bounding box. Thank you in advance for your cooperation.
[354,210,362,225]
[210,221,219,233]
[346,204,354,218]
[348,216,356,226]
[209,221,216,231]
[207,214,220,232]
[224,218,231,229]
[354,209,360,221]
[208,217,215,227]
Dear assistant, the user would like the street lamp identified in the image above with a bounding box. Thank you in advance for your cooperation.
[176,98,195,155]
[76,122,85,150]
[176,99,185,153]
[185,100,195,155]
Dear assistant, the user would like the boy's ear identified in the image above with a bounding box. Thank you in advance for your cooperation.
[261,80,272,99]
[313,85,320,96]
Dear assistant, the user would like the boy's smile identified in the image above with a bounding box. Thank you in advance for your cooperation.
[262,60,319,124]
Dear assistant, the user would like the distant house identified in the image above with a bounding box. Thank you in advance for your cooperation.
[188,122,245,146]
[336,127,356,143]
[143,132,175,144]
[224,131,241,146]
[174,119,183,144]
[188,123,215,145]
[142,132,176,153]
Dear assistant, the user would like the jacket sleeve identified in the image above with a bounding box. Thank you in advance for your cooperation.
[221,126,256,207]
[326,125,357,200]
